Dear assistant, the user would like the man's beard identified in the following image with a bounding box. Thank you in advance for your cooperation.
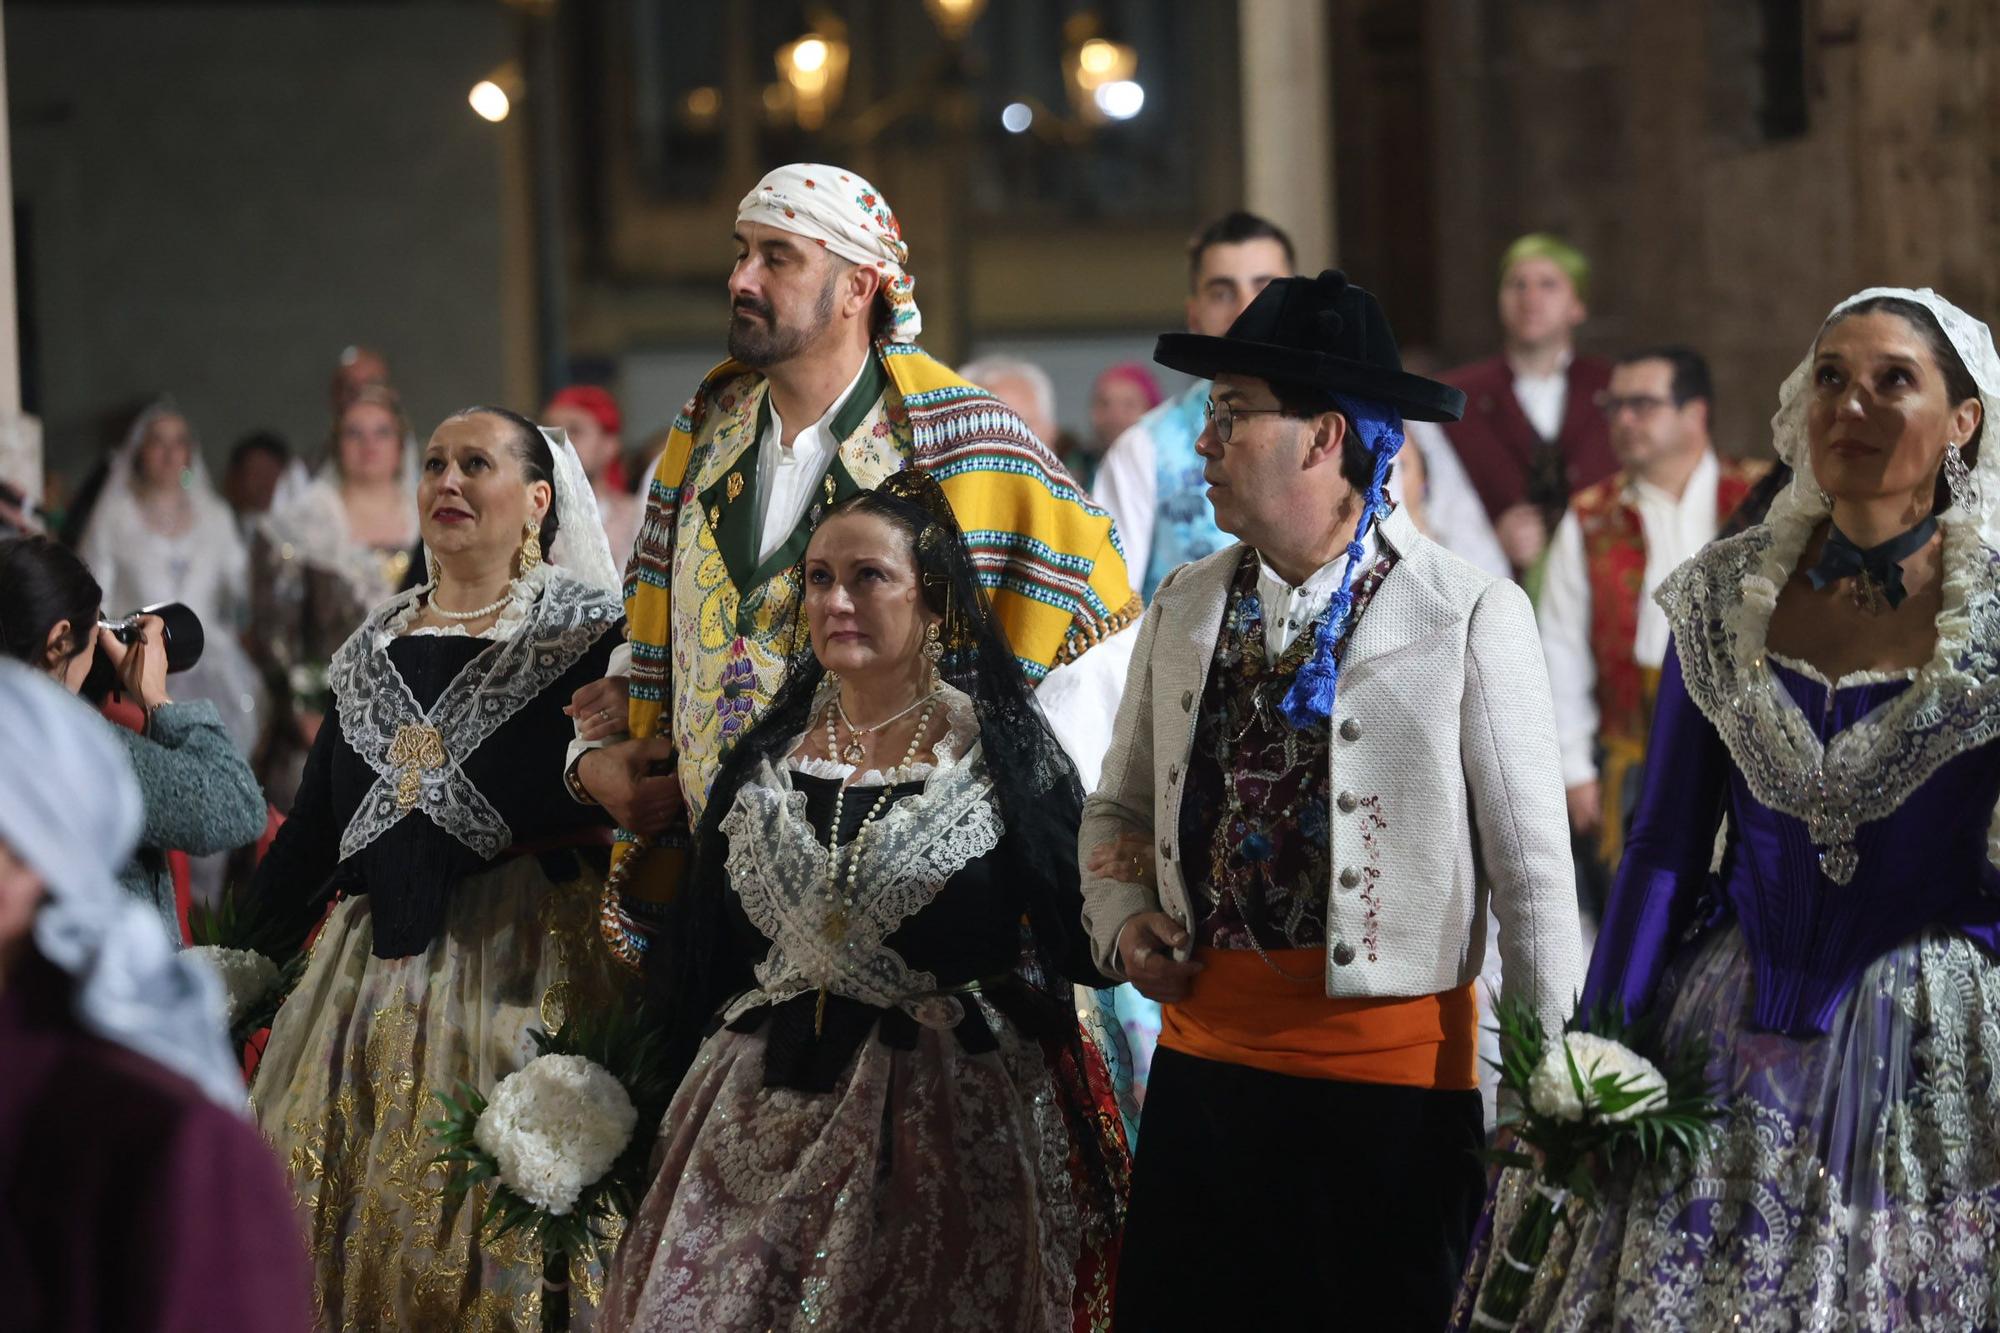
[727,273,838,369]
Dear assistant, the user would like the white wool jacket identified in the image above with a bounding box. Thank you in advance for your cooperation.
[1078,504,1583,1036]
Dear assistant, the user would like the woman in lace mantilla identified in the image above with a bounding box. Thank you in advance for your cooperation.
[248,407,630,1331]
[1455,290,2000,1330]
[600,472,1128,1333]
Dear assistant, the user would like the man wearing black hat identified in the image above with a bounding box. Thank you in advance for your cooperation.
[1078,270,1582,1327]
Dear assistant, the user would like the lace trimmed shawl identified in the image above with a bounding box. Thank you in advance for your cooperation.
[328,566,622,861]
[718,711,1005,1033]
[1657,515,2000,883]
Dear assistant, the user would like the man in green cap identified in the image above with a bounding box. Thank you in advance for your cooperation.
[1437,232,1618,576]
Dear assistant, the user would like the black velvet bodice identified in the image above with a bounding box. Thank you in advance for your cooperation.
[250,625,622,958]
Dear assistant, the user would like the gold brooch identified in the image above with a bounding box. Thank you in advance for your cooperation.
[386,722,446,810]
[726,471,744,501]
[824,475,836,505]
[709,504,722,530]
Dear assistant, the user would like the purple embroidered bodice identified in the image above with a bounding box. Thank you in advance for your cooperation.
[1584,641,2000,1036]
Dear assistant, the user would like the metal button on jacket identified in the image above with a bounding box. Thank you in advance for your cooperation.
[1337,790,1359,814]
[1339,867,1360,889]
[1333,943,1356,966]
[1340,717,1362,741]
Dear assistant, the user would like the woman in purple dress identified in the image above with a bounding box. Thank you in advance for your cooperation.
[1456,286,2000,1329]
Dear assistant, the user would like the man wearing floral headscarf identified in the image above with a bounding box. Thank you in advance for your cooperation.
[576,164,1139,954]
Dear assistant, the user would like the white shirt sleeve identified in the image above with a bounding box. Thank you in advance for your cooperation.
[1091,422,1157,591]
[562,640,635,788]
[1033,620,1141,793]
[1406,421,1511,579]
[1535,510,1599,788]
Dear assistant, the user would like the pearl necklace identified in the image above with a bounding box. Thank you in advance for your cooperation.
[833,687,942,765]
[429,580,517,622]
[815,691,939,1034]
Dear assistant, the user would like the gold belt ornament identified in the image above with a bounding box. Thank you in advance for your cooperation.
[386,722,447,809]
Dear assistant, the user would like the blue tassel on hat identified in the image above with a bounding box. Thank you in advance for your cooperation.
[1277,394,1404,729]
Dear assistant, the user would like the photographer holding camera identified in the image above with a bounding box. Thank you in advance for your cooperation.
[0,534,265,942]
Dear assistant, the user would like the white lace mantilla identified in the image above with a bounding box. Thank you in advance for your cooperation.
[1657,512,2000,883]
[718,740,1005,1031]
[329,568,621,861]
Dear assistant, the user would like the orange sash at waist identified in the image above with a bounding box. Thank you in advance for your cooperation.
[1157,947,1480,1090]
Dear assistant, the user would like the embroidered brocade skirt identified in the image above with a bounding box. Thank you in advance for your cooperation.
[1453,925,2000,1332]
[253,857,626,1332]
[599,996,1091,1333]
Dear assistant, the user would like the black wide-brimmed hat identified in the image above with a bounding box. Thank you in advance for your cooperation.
[1154,269,1466,423]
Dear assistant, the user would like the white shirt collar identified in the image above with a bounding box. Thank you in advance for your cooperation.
[765,352,874,447]
[1628,446,1718,510]
[1253,525,1380,659]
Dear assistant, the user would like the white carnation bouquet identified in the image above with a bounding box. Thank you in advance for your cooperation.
[187,881,305,1049]
[431,1007,674,1332]
[1469,994,1723,1329]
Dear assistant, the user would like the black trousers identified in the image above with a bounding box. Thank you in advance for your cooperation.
[1115,1047,1484,1333]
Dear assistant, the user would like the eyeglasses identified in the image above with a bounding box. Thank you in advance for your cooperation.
[1594,392,1674,419]
[1204,397,1286,445]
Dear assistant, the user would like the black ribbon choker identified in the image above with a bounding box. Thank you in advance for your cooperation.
[1804,515,1938,609]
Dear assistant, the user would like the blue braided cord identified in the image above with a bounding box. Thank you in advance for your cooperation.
[1277,395,1405,729]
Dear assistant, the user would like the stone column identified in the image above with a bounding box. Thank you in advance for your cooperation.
[1239,0,1337,268]
[0,14,40,508]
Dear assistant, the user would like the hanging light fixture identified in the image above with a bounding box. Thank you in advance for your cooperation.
[922,0,988,42]
[1063,17,1140,125]
[775,19,851,132]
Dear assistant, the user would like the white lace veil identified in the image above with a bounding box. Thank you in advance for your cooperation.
[1764,286,2000,542]
[88,398,241,545]
[540,424,623,593]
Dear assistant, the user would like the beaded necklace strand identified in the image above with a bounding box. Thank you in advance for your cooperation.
[814,691,940,1033]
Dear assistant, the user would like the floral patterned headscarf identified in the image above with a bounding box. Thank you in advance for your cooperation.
[736,163,921,343]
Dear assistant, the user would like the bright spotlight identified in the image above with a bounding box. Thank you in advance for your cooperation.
[1001,102,1033,134]
[792,37,829,74]
[469,80,511,123]
[1079,39,1119,78]
[1094,80,1145,120]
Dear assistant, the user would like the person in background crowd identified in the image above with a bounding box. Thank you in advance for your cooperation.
[329,343,392,417]
[221,431,296,541]
[1086,271,1579,1329]
[1718,459,1795,539]
[1082,362,1163,491]
[77,400,266,757]
[958,353,1067,454]
[1438,233,1619,580]
[0,659,313,1333]
[248,384,418,810]
[0,534,266,943]
[1537,346,1766,914]
[0,479,40,536]
[544,383,642,565]
[1094,211,1297,600]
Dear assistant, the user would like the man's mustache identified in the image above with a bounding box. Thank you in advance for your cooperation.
[732,298,773,322]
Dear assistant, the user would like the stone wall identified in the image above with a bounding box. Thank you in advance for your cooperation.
[1338,0,2000,454]
[8,3,520,479]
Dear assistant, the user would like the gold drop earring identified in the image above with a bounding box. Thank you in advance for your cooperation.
[518,519,543,573]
